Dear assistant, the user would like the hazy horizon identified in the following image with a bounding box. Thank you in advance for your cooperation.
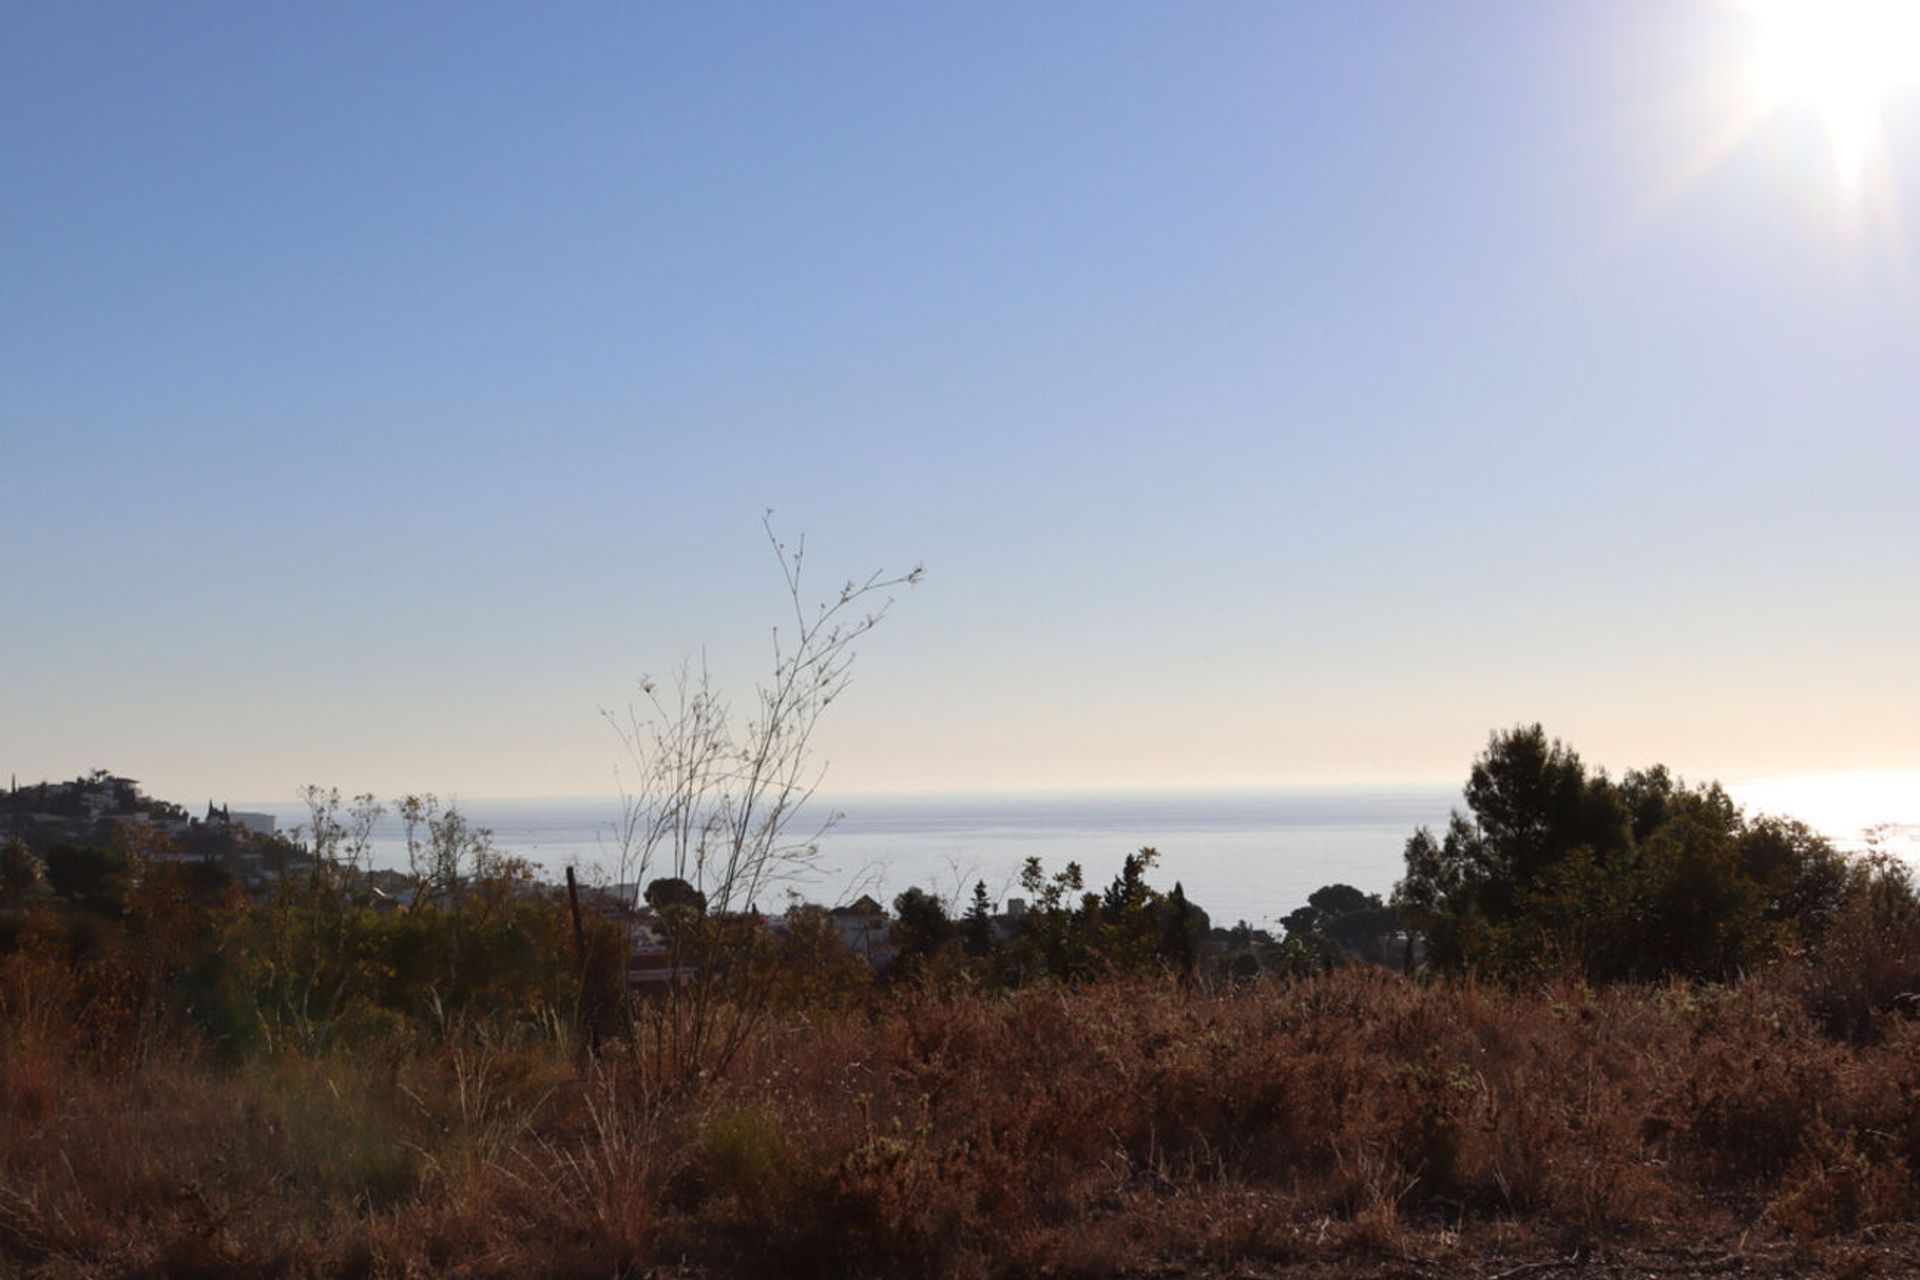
[10,762,1920,816]
[146,771,1920,924]
[9,765,1911,867]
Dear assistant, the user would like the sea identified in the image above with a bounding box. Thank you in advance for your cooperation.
[246,776,1920,928]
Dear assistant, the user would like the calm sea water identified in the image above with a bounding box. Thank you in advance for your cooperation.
[251,779,1920,927]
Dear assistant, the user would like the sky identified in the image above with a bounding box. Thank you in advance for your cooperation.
[3,2,1917,805]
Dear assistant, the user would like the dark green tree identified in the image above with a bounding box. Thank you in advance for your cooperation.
[1100,848,1163,969]
[44,841,135,917]
[1395,724,1852,981]
[1307,883,1371,918]
[961,880,995,959]
[645,877,708,916]
[1009,854,1214,983]
[1158,881,1197,975]
[0,836,44,906]
[890,886,954,977]
[1281,883,1401,967]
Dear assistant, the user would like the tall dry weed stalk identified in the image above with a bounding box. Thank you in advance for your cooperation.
[606,518,920,1090]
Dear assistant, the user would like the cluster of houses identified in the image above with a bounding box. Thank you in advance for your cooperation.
[1,772,275,851]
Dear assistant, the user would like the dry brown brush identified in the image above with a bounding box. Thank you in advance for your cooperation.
[5,953,1920,1277]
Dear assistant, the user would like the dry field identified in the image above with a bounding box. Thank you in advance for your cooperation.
[5,962,1920,1278]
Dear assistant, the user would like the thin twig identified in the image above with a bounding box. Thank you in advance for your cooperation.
[1482,1253,1580,1280]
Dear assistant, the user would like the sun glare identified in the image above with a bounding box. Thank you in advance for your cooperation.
[1729,770,1920,856]
[1745,0,1920,189]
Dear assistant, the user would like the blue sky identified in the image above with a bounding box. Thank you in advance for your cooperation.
[3,2,1917,802]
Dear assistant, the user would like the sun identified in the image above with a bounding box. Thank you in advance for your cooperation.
[1744,0,1920,189]
[1641,0,1920,227]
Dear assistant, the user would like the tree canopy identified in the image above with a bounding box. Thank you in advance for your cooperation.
[1393,724,1851,981]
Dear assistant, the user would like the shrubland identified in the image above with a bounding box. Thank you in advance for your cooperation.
[3,728,1920,1277]
[6,941,1920,1276]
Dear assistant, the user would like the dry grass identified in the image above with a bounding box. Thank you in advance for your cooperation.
[4,966,1920,1277]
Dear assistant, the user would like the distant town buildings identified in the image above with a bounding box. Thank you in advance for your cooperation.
[203,800,276,838]
[1,771,281,886]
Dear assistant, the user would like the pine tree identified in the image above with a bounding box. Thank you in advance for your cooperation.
[963,879,995,958]
[1160,881,1196,975]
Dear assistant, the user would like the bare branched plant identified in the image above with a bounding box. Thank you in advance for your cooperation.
[293,785,383,906]
[605,515,921,1087]
[397,794,502,912]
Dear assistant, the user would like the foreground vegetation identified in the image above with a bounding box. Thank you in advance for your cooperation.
[5,722,1919,1276]
[4,835,1920,1276]
[8,960,1920,1277]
